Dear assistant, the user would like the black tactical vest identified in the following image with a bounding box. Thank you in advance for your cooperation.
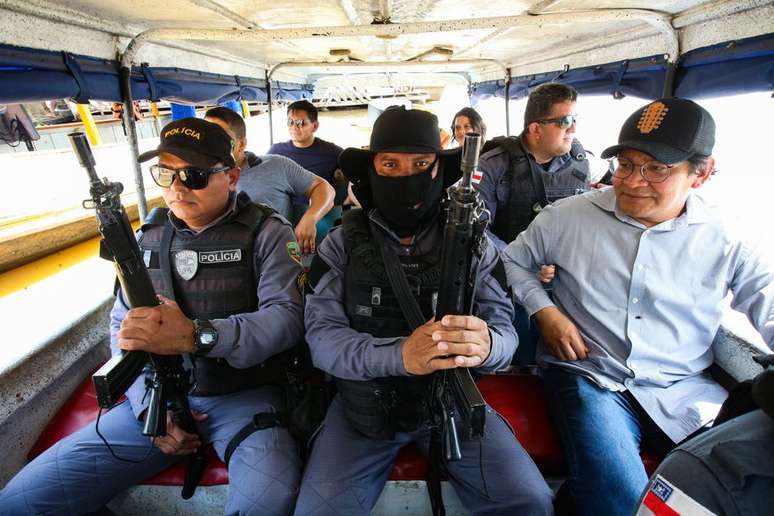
[337,209,441,439]
[489,135,590,243]
[137,192,278,395]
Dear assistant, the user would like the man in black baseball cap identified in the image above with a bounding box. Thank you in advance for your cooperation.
[502,97,774,514]
[295,106,553,515]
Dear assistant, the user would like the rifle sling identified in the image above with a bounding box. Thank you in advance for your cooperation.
[368,221,446,516]
[224,411,286,467]
[368,221,425,330]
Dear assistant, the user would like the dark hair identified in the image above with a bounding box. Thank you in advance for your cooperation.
[287,100,318,122]
[451,107,487,141]
[523,83,578,129]
[204,106,246,139]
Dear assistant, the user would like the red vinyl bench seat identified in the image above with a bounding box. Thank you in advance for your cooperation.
[29,372,660,486]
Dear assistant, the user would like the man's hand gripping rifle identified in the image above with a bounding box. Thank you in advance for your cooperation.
[432,132,489,460]
[69,132,206,499]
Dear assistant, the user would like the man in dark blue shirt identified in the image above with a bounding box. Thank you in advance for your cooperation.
[269,100,344,244]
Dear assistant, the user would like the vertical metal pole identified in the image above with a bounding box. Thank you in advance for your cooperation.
[504,68,512,137]
[265,70,274,146]
[120,65,149,222]
[662,58,676,98]
[75,103,103,146]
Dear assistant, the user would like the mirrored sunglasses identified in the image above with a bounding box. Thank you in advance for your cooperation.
[287,119,309,128]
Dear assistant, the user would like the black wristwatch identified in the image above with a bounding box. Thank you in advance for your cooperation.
[193,319,218,356]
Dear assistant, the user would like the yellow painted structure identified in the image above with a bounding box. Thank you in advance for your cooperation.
[150,102,161,118]
[75,103,103,146]
[241,100,250,118]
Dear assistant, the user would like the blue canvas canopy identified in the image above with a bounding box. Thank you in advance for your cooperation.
[0,43,313,104]
[470,33,774,103]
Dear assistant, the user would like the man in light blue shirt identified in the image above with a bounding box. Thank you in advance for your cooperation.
[205,107,335,255]
[502,97,774,515]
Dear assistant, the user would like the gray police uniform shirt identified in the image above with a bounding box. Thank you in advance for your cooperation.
[477,142,576,251]
[502,187,774,443]
[109,193,305,418]
[305,210,517,381]
[238,154,316,220]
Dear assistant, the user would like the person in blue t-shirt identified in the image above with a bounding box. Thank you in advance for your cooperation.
[268,100,345,243]
[205,107,334,255]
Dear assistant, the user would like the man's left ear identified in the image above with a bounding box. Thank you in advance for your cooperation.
[312,120,320,132]
[226,166,241,191]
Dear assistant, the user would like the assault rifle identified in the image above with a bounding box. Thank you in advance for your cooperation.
[426,133,489,515]
[69,132,207,499]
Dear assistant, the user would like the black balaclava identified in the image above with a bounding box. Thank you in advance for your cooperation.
[369,158,444,237]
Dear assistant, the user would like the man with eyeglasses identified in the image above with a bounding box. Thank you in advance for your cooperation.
[501,98,774,515]
[0,118,305,515]
[476,82,591,252]
[268,100,345,245]
[204,106,335,256]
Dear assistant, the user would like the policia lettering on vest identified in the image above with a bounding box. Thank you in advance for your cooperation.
[0,117,308,516]
[294,106,553,515]
[476,83,591,251]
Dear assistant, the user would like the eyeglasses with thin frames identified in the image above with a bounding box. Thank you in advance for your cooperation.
[535,114,578,129]
[149,164,231,190]
[610,157,674,183]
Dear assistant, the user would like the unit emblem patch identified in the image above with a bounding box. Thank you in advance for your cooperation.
[286,241,303,266]
[174,249,198,280]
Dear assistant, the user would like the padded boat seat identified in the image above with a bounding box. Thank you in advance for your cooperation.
[29,373,660,486]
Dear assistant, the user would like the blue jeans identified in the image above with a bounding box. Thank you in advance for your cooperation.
[543,366,674,516]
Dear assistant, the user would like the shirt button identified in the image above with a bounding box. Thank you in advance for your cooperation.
[632,298,639,304]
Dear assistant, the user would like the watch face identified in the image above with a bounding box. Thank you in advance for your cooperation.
[199,331,216,346]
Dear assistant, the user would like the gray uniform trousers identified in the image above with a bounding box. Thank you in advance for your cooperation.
[0,385,301,516]
[294,396,554,516]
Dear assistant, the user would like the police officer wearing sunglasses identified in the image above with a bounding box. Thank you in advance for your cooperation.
[0,117,306,515]
[476,82,591,251]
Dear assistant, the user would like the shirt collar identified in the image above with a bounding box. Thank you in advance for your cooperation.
[590,188,712,230]
[168,192,238,234]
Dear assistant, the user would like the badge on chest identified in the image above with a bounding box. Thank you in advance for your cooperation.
[173,249,242,280]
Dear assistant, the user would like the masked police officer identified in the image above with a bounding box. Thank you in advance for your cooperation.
[476,83,591,251]
[0,118,304,515]
[293,107,553,515]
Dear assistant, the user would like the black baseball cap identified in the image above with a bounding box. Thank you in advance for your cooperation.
[339,106,462,209]
[601,98,715,164]
[138,117,236,168]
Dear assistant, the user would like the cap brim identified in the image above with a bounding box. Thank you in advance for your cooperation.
[600,141,692,165]
[342,146,462,210]
[138,146,221,168]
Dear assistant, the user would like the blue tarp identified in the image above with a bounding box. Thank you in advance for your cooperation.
[470,33,774,103]
[0,44,313,104]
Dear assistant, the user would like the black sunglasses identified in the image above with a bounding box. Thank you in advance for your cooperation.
[536,114,578,129]
[149,164,231,190]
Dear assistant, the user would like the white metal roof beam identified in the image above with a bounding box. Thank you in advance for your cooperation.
[672,0,772,28]
[122,10,678,66]
[268,58,507,77]
[0,0,270,72]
